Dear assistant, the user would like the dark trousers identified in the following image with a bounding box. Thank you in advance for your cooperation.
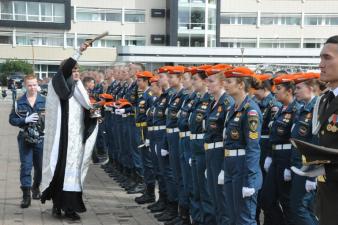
[18,133,43,187]
[167,132,188,207]
[206,147,229,225]
[190,139,216,225]
[290,173,318,225]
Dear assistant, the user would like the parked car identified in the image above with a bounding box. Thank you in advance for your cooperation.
[7,72,24,89]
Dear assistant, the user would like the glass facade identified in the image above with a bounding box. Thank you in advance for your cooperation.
[0,1,65,23]
[76,8,122,22]
[178,0,216,47]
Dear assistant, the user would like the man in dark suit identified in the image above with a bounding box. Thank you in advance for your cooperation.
[312,35,338,225]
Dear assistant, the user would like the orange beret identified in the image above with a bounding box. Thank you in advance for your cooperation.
[99,93,114,100]
[185,66,198,75]
[168,66,185,74]
[293,72,320,84]
[150,75,160,83]
[158,66,173,73]
[224,67,254,78]
[196,65,212,72]
[136,71,154,79]
[205,64,233,76]
[273,74,295,85]
[255,74,272,82]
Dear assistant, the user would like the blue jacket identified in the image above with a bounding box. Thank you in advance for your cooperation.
[204,92,234,143]
[223,95,263,190]
[166,88,189,128]
[9,93,46,128]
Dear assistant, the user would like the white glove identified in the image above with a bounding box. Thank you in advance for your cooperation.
[242,187,255,198]
[25,113,39,123]
[161,149,169,157]
[204,169,207,179]
[189,158,192,167]
[284,168,292,182]
[305,180,317,192]
[264,157,272,172]
[217,170,224,185]
[115,108,125,115]
[291,165,326,178]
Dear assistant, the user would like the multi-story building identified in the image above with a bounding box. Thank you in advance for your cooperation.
[0,0,337,78]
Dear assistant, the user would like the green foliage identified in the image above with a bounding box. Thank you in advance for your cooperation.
[0,59,33,86]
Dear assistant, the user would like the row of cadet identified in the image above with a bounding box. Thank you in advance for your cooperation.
[93,64,323,225]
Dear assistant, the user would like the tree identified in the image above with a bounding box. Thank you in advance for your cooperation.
[0,59,33,86]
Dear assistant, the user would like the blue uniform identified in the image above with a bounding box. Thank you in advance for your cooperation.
[223,95,262,225]
[261,100,301,225]
[188,91,216,225]
[135,87,155,186]
[9,93,46,188]
[166,88,189,209]
[289,97,318,225]
[204,92,234,225]
[256,93,283,225]
[152,88,177,203]
[92,83,106,157]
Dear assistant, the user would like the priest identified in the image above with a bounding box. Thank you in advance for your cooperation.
[40,42,98,221]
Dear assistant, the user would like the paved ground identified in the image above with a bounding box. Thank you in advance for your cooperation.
[0,96,162,225]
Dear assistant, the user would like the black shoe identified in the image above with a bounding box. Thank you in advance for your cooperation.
[52,206,62,218]
[135,192,155,204]
[127,183,145,194]
[164,217,181,225]
[150,201,167,213]
[31,186,41,200]
[20,187,31,208]
[157,211,177,222]
[64,211,80,221]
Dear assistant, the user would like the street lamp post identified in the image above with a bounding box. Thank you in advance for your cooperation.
[240,47,245,65]
[30,39,35,76]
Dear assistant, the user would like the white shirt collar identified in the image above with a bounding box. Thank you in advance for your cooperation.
[331,87,338,97]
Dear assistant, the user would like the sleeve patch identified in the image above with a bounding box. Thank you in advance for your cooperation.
[249,131,259,139]
[248,110,259,132]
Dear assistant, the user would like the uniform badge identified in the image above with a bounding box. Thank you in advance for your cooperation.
[249,131,258,139]
[158,111,163,117]
[234,112,242,122]
[196,113,203,122]
[283,113,291,123]
[139,100,145,106]
[160,98,166,106]
[230,129,240,140]
[209,121,217,129]
[304,113,312,122]
[171,111,177,118]
[248,110,259,132]
[140,108,145,113]
[277,126,285,135]
[327,123,338,132]
[181,111,187,117]
[218,106,222,113]
[298,125,309,136]
[173,98,180,106]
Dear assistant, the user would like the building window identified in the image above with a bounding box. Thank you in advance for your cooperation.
[76,8,122,22]
[0,31,12,44]
[220,38,256,48]
[0,1,65,23]
[303,14,338,26]
[16,32,64,47]
[125,35,145,46]
[220,13,257,25]
[260,38,300,48]
[304,15,322,25]
[125,9,145,23]
[303,38,326,48]
[261,13,301,25]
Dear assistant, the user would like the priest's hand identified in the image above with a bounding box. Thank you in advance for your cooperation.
[25,113,39,123]
[80,42,90,52]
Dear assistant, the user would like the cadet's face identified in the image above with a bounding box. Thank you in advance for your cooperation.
[206,75,223,96]
[319,43,338,84]
[159,74,168,88]
[168,74,180,87]
[192,75,204,91]
[224,78,239,96]
[254,88,266,100]
[295,82,312,102]
[137,78,147,89]
[25,78,38,95]
[72,66,80,81]
[182,73,192,89]
[150,82,161,96]
[275,84,289,102]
